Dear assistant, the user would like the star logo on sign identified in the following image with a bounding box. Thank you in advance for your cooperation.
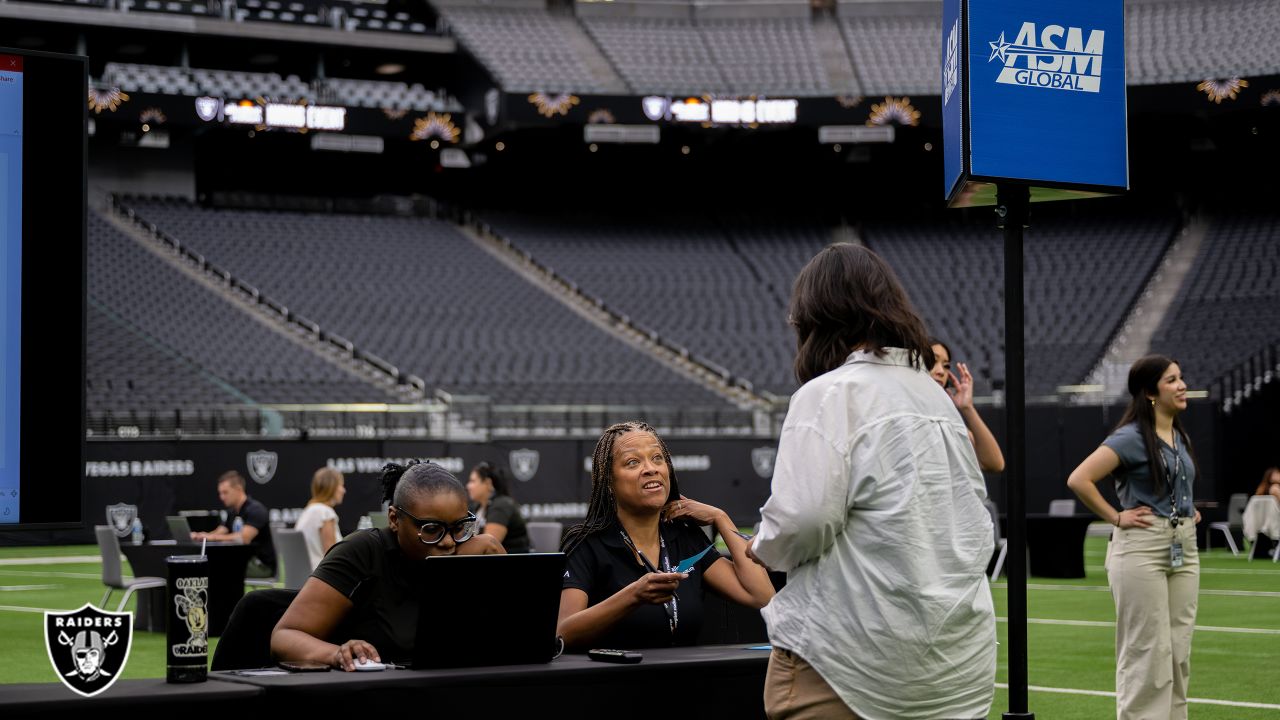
[989,32,1013,62]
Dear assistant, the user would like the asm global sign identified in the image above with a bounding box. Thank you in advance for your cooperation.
[942,0,1127,203]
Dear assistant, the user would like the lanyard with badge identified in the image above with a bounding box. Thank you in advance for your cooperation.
[1158,432,1186,568]
[618,529,679,633]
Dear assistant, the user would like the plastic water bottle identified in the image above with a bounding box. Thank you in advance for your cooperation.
[232,516,244,535]
[131,518,144,546]
[356,515,373,531]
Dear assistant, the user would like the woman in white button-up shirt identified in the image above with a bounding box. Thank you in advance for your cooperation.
[750,243,997,720]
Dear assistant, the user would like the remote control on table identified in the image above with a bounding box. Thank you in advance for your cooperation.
[587,649,643,664]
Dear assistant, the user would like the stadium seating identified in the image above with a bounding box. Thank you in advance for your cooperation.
[97,63,462,113]
[1152,211,1280,387]
[483,208,1177,398]
[439,6,610,93]
[581,17,731,95]
[840,15,940,97]
[86,211,396,411]
[118,199,731,407]
[13,0,436,34]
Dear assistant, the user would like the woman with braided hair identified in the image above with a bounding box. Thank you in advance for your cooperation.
[272,460,503,670]
[556,421,774,650]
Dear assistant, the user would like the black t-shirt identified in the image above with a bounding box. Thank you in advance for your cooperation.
[311,528,423,664]
[562,522,722,649]
[230,495,275,571]
[486,495,530,554]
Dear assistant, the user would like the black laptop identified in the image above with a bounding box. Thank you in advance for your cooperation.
[414,552,567,669]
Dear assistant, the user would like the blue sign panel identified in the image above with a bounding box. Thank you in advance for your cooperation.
[942,0,964,199]
[944,0,1127,203]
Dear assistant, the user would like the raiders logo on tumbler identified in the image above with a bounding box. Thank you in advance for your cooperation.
[44,604,133,697]
[166,555,209,683]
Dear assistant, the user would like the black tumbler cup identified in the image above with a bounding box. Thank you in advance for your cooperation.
[166,554,209,683]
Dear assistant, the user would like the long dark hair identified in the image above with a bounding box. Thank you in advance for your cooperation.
[560,421,680,556]
[789,243,933,384]
[380,460,467,507]
[471,462,513,500]
[1113,355,1200,494]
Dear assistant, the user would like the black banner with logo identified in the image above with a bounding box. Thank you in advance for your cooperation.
[65,438,782,545]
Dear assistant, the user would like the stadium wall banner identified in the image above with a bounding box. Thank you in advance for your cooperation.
[76,402,1219,545]
[943,0,1128,204]
[79,439,785,542]
[503,93,943,130]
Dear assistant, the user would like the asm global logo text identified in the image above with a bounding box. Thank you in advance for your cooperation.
[989,22,1105,93]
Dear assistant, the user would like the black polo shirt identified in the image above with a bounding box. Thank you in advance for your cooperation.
[230,495,275,572]
[311,527,424,664]
[562,521,722,649]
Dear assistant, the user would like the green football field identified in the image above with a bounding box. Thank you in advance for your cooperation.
[1,536,1277,718]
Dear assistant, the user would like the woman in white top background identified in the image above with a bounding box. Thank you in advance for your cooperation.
[748,243,996,720]
[294,467,346,570]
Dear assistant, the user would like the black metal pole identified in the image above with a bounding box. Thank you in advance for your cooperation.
[998,182,1034,720]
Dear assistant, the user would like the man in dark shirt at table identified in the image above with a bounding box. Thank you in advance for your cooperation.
[192,470,277,578]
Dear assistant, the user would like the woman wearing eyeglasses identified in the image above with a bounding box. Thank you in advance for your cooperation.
[555,421,775,650]
[272,460,504,670]
[1067,355,1201,719]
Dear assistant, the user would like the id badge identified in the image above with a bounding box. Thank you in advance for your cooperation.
[1170,542,1184,568]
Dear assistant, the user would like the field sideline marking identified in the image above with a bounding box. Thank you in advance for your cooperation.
[0,556,101,566]
[996,682,1280,710]
[993,582,1280,598]
[996,616,1280,635]
[0,585,59,592]
[0,570,103,579]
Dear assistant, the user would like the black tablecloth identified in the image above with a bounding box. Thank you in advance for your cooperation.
[0,645,771,719]
[1,678,262,717]
[215,643,772,717]
[1022,514,1095,579]
[119,542,255,636]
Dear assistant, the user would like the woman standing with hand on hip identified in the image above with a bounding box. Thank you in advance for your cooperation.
[1067,355,1201,720]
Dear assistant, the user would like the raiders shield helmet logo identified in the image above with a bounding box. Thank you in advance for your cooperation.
[751,447,777,479]
[105,503,138,539]
[509,449,540,482]
[45,604,133,698]
[194,96,221,122]
[246,450,278,484]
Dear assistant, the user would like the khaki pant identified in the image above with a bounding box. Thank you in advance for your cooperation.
[764,648,860,720]
[1106,520,1200,720]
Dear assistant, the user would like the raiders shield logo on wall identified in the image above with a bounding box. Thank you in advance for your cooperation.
[751,447,777,479]
[509,449,539,482]
[44,604,133,698]
[246,450,278,484]
[105,503,138,539]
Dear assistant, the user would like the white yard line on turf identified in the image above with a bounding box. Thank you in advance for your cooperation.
[996,683,1280,710]
[0,556,101,566]
[0,605,58,614]
[996,616,1280,635]
[993,582,1280,598]
[0,570,102,579]
[0,585,59,592]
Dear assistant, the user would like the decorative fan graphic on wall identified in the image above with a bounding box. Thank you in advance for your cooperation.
[139,107,168,125]
[1261,89,1280,107]
[383,107,409,120]
[409,112,460,142]
[1196,77,1249,104]
[527,93,580,118]
[866,97,921,127]
[835,95,864,108]
[88,87,130,114]
[587,109,616,124]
